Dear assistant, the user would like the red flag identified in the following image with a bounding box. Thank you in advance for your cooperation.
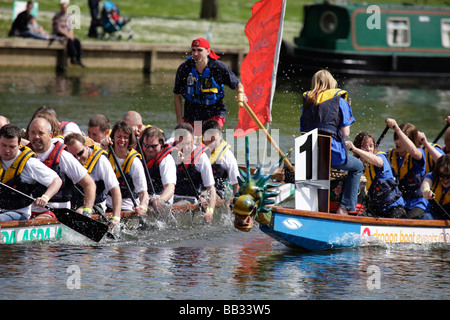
[234,0,286,138]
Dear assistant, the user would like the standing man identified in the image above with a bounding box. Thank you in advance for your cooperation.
[173,38,246,132]
[64,133,122,226]
[0,124,62,221]
[88,0,100,38]
[28,117,96,219]
[52,0,84,67]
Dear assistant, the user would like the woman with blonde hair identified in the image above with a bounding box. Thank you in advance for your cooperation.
[300,70,364,215]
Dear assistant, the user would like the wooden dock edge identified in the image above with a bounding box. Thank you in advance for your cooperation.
[0,38,248,75]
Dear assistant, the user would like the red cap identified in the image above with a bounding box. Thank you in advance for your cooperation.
[191,38,220,60]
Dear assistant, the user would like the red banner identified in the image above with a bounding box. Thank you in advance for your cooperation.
[234,0,285,138]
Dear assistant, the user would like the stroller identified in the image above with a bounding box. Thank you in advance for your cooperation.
[100,0,133,41]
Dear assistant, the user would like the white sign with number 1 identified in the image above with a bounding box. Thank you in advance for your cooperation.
[295,129,321,211]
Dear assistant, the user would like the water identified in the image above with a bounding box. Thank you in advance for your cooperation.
[0,67,450,303]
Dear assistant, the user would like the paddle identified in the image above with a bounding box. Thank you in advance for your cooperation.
[73,185,116,240]
[375,126,389,147]
[108,143,150,229]
[430,198,450,220]
[135,136,156,196]
[432,123,450,144]
[0,182,109,242]
[180,161,206,215]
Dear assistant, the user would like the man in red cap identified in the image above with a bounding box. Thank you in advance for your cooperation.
[173,38,245,132]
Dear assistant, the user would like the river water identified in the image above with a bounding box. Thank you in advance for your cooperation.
[0,67,449,304]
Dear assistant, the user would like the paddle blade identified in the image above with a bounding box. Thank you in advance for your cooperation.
[51,208,109,242]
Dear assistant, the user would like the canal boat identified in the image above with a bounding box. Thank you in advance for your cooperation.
[0,183,294,244]
[256,130,450,251]
[279,1,450,78]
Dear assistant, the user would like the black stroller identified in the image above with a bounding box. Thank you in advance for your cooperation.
[100,0,133,41]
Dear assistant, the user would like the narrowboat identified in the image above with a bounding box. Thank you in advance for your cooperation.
[279,1,450,77]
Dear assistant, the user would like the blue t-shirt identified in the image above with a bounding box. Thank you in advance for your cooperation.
[330,98,355,166]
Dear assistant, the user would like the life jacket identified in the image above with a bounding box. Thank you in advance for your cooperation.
[108,148,141,200]
[364,152,402,214]
[209,140,231,194]
[0,146,37,210]
[388,148,424,200]
[32,141,73,202]
[60,120,77,134]
[424,143,444,173]
[300,89,349,157]
[71,144,108,209]
[183,57,225,106]
[430,178,450,214]
[145,144,176,194]
[175,143,209,196]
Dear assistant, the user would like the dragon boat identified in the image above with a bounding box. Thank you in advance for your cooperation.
[0,182,294,244]
[233,130,450,251]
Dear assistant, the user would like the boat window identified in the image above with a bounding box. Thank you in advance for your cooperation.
[441,19,450,48]
[320,11,338,34]
[386,18,410,47]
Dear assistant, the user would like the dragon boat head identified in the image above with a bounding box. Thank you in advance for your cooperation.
[233,145,292,232]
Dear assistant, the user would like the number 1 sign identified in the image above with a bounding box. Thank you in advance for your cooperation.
[294,129,331,212]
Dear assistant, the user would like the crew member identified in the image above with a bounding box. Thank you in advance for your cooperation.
[0,124,62,221]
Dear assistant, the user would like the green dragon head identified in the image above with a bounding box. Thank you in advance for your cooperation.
[233,137,292,232]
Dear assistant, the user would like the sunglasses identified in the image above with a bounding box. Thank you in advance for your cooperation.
[75,148,85,157]
[439,172,450,180]
[143,143,159,149]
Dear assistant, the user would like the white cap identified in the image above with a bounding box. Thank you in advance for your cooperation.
[60,0,70,5]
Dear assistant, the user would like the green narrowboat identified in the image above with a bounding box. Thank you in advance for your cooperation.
[280,1,450,77]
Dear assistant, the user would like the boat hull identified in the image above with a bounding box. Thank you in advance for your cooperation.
[260,206,450,251]
[279,43,450,78]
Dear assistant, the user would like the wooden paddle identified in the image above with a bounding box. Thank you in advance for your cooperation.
[73,185,116,240]
[430,198,450,220]
[237,88,295,173]
[108,144,150,230]
[0,182,109,242]
[432,123,450,144]
[180,161,206,215]
[375,126,389,147]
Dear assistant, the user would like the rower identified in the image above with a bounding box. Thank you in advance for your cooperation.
[417,131,445,173]
[386,118,427,219]
[101,120,149,216]
[64,133,122,225]
[139,126,177,208]
[27,117,96,219]
[88,114,111,144]
[201,119,239,197]
[172,122,215,222]
[0,124,62,221]
[122,110,164,139]
[0,115,10,129]
[421,154,450,219]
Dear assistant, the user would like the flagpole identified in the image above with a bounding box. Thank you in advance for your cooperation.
[238,88,294,172]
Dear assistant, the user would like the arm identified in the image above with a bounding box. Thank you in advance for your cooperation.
[174,93,184,124]
[203,185,216,223]
[386,118,423,160]
[341,126,350,138]
[77,173,96,211]
[346,141,383,167]
[421,177,435,200]
[35,177,63,208]
[418,131,444,163]
[160,183,175,203]
[108,185,122,223]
